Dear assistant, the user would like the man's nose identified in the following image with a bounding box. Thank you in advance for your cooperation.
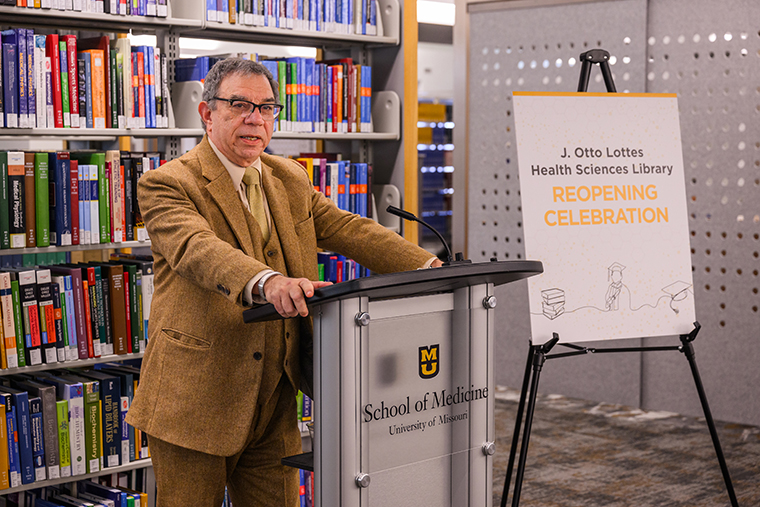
[244,107,265,124]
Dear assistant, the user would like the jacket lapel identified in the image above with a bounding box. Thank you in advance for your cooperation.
[198,136,257,256]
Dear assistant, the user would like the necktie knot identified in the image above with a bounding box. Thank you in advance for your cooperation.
[243,166,260,186]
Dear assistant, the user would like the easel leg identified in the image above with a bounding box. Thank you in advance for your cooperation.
[501,345,536,507]
[680,329,739,506]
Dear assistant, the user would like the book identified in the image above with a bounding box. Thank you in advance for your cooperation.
[36,374,86,476]
[0,271,20,368]
[1,392,21,488]
[63,35,80,128]
[81,49,106,129]
[59,373,100,474]
[78,52,93,129]
[80,369,121,467]
[23,152,37,248]
[52,273,78,362]
[0,402,8,489]
[34,152,51,247]
[29,396,47,482]
[16,268,43,366]
[8,151,26,249]
[0,386,34,484]
[2,40,19,128]
[59,39,71,128]
[8,272,26,368]
[52,281,67,362]
[49,151,72,246]
[79,36,113,128]
[36,268,59,364]
[114,37,133,129]
[99,263,127,354]
[102,365,134,462]
[44,33,63,128]
[56,399,72,478]
[0,152,10,249]
[10,377,60,480]
[78,480,128,507]
[106,150,123,242]
[49,265,88,359]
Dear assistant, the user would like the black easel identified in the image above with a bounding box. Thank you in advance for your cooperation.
[501,50,739,507]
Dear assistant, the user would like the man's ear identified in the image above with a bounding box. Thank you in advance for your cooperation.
[198,101,212,128]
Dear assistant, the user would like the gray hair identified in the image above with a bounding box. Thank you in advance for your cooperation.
[201,58,279,131]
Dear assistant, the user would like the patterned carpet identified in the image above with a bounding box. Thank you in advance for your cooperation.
[492,387,760,507]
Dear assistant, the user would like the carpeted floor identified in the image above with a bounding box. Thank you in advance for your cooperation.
[492,387,760,507]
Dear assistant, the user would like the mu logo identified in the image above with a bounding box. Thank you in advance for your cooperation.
[418,344,440,379]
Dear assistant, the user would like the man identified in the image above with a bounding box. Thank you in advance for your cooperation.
[126,58,442,507]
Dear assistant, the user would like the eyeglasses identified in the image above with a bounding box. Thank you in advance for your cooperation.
[211,97,283,120]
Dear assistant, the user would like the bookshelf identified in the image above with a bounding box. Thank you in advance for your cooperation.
[1,0,414,500]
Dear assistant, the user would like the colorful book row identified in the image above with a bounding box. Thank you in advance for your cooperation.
[0,31,169,130]
[296,156,371,217]
[259,57,371,133]
[5,479,150,507]
[0,256,153,369]
[3,0,168,17]
[0,151,159,251]
[206,0,377,36]
[0,363,148,491]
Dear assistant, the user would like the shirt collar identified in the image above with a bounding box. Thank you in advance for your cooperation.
[208,137,262,189]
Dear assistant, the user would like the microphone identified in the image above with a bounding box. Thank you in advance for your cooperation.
[386,205,470,266]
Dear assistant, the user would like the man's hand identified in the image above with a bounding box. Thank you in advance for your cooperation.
[263,275,333,318]
[431,258,444,268]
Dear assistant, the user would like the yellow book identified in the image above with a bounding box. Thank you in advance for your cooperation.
[82,49,106,129]
[296,158,314,186]
[0,402,8,489]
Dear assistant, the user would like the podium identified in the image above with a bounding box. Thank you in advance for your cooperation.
[244,260,542,507]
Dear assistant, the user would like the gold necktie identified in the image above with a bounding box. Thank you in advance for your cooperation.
[242,167,270,243]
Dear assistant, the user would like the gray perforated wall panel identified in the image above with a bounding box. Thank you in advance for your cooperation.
[465,0,760,425]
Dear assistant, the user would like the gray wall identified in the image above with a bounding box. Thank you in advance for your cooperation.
[458,0,760,426]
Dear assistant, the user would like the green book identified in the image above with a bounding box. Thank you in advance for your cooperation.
[289,62,297,124]
[277,61,286,130]
[0,152,10,249]
[59,41,71,128]
[110,49,118,129]
[56,399,72,478]
[10,279,26,368]
[63,375,101,474]
[34,152,50,247]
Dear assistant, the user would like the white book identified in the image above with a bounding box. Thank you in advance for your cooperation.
[34,36,47,129]
[0,273,18,368]
[90,163,101,245]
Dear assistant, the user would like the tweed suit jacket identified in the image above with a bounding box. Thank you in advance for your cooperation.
[125,136,434,456]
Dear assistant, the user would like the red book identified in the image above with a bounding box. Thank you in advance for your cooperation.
[123,272,132,353]
[119,161,126,242]
[70,159,79,245]
[331,66,339,133]
[62,35,80,128]
[45,34,63,128]
[81,278,95,358]
[136,51,146,125]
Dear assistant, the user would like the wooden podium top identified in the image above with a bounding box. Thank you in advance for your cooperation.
[243,259,542,322]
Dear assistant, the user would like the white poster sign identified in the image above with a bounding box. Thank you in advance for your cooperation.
[513,92,696,343]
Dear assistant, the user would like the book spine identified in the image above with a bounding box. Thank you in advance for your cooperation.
[34,152,50,247]
[0,403,8,489]
[101,378,120,467]
[52,282,66,362]
[8,152,26,248]
[17,29,29,128]
[116,52,125,128]
[6,404,21,487]
[10,279,26,368]
[82,384,100,473]
[23,153,37,248]
[66,386,86,476]
[56,399,71,477]
[13,392,34,484]
[2,42,18,128]
[110,49,118,128]
[90,163,100,244]
[29,397,47,482]
[65,36,79,128]
[58,40,71,128]
[70,158,80,245]
[120,396,129,464]
[52,152,72,246]
[62,275,78,361]
[0,273,18,368]
[18,270,42,366]
[0,152,10,249]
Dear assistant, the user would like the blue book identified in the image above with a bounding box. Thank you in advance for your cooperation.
[2,40,19,128]
[206,0,217,21]
[78,52,94,129]
[29,396,46,482]
[349,163,357,214]
[49,151,72,246]
[358,163,368,218]
[316,252,332,282]
[34,500,68,507]
[1,393,22,488]
[62,274,79,360]
[362,66,371,131]
[98,365,135,462]
[78,163,86,245]
[15,29,29,128]
[0,386,34,484]
[25,28,35,129]
[338,160,348,211]
[79,480,128,507]
[148,46,156,128]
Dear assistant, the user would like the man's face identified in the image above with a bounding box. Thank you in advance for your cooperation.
[199,72,275,167]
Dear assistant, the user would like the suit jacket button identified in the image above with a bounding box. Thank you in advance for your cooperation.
[253,352,263,360]
[267,250,276,257]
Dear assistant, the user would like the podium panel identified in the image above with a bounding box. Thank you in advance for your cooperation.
[314,286,494,507]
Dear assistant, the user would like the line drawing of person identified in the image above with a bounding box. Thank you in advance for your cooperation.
[605,262,626,311]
